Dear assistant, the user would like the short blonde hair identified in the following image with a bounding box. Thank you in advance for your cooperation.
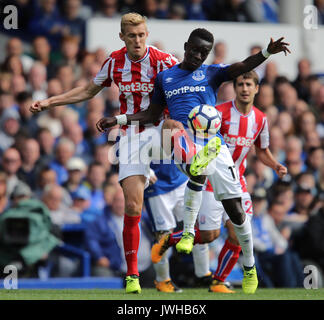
[121,12,147,34]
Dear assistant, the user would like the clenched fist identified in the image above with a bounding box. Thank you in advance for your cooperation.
[29,100,51,114]
[96,117,118,132]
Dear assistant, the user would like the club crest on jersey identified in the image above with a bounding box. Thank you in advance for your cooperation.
[252,123,258,134]
[192,70,205,81]
[146,67,154,78]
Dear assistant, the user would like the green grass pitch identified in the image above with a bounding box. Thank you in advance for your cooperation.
[0,288,324,300]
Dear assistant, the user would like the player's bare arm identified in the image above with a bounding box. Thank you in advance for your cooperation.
[255,146,287,179]
[227,37,291,80]
[29,81,102,114]
[96,102,165,132]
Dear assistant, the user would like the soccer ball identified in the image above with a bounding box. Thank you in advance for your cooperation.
[187,104,221,138]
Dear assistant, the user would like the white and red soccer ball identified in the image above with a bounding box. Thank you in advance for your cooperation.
[187,104,222,138]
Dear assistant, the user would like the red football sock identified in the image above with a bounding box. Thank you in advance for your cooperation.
[123,214,141,276]
[213,239,241,282]
[168,228,203,246]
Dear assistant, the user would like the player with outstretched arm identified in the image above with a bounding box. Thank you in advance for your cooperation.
[97,28,290,293]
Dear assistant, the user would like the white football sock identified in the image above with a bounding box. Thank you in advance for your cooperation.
[183,180,204,235]
[232,216,255,268]
[192,244,210,278]
[154,249,170,282]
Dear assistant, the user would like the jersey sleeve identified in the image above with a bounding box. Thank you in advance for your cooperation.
[207,64,231,90]
[93,57,112,87]
[151,72,166,106]
[254,117,270,149]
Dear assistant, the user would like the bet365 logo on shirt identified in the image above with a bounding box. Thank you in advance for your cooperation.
[118,82,154,93]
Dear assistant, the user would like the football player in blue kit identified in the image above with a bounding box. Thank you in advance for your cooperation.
[97,28,290,293]
[144,161,211,292]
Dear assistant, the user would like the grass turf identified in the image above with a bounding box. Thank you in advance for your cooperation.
[0,288,323,300]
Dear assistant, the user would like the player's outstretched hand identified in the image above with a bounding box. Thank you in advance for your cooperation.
[267,37,291,56]
[29,100,50,114]
[275,163,288,179]
[96,116,117,132]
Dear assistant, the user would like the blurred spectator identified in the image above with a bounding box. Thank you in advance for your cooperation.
[93,143,115,175]
[50,137,76,185]
[285,151,305,179]
[69,185,96,222]
[276,111,294,137]
[57,36,82,79]
[186,0,207,20]
[0,108,21,153]
[31,36,57,79]
[261,61,278,86]
[16,91,39,135]
[55,64,75,92]
[290,172,317,222]
[141,0,158,19]
[0,73,12,93]
[315,0,324,24]
[292,58,312,102]
[84,189,123,277]
[84,111,107,153]
[34,166,57,199]
[216,82,236,104]
[0,148,23,198]
[42,183,80,227]
[252,198,304,288]
[168,3,186,20]
[250,156,275,189]
[0,91,16,120]
[244,0,278,23]
[28,0,69,50]
[62,157,87,194]
[296,110,317,139]
[1,55,25,77]
[119,0,140,14]
[255,83,274,112]
[27,62,48,101]
[17,138,41,190]
[270,181,295,213]
[83,162,106,212]
[211,41,227,65]
[95,0,120,18]
[269,126,285,163]
[5,37,34,74]
[209,0,250,22]
[0,172,9,213]
[10,74,27,96]
[306,147,324,182]
[62,0,86,48]
[63,121,91,163]
[36,127,56,164]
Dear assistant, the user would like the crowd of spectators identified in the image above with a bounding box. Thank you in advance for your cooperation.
[0,1,323,287]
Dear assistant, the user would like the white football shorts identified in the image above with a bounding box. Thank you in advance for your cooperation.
[117,122,164,189]
[144,181,187,232]
[198,191,253,231]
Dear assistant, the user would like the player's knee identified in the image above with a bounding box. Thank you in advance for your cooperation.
[125,199,142,216]
[163,119,184,131]
[200,230,220,243]
[221,198,245,225]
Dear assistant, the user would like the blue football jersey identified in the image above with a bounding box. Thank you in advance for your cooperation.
[152,63,231,145]
[144,162,188,198]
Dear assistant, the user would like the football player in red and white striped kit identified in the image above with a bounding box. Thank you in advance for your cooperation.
[151,70,287,293]
[30,12,178,294]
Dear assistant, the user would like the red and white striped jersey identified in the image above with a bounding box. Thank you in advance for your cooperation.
[206,100,269,192]
[93,46,178,130]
